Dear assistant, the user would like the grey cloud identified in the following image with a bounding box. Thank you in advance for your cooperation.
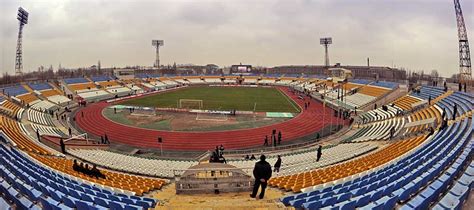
[0,0,473,77]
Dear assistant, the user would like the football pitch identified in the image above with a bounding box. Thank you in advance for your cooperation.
[119,86,301,113]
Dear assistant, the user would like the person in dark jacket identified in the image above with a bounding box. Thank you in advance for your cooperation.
[250,155,272,199]
[278,131,282,145]
[274,155,282,173]
[264,135,269,146]
[317,145,322,162]
[453,104,458,120]
[60,139,66,154]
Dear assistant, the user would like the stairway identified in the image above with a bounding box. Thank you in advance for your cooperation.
[430,90,453,105]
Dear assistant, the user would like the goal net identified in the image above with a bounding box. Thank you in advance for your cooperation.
[179,99,203,109]
[196,112,229,121]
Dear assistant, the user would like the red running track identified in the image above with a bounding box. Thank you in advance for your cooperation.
[75,87,345,151]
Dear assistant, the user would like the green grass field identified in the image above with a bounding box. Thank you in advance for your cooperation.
[119,86,300,112]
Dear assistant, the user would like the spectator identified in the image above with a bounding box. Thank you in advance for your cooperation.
[317,145,322,162]
[219,154,227,164]
[278,131,282,145]
[250,155,272,199]
[245,155,250,160]
[453,104,458,120]
[274,155,282,173]
[264,135,269,146]
[250,154,256,160]
[72,159,79,172]
[219,144,224,155]
[60,139,66,154]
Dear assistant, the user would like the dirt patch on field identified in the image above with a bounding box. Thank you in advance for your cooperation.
[117,110,288,131]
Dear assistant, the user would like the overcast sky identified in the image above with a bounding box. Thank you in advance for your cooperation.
[0,0,473,77]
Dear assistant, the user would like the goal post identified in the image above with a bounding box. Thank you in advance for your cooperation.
[179,99,203,109]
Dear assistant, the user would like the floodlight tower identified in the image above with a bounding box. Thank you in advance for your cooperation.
[454,0,472,86]
[320,37,332,67]
[15,7,29,75]
[152,40,164,68]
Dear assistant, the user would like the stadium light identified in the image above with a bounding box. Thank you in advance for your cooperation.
[320,37,332,67]
[17,7,29,25]
[152,40,164,68]
[15,7,29,75]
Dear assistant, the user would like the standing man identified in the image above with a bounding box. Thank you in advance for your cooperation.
[273,134,277,147]
[453,104,458,120]
[104,133,109,144]
[274,155,282,173]
[277,131,282,145]
[317,145,322,162]
[264,135,269,146]
[250,155,272,199]
[68,127,72,137]
[60,139,66,154]
[36,129,41,142]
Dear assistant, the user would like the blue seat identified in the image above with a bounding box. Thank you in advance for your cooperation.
[94,197,109,208]
[109,201,124,210]
[355,194,371,207]
[303,200,322,209]
[340,200,356,210]
[62,196,76,208]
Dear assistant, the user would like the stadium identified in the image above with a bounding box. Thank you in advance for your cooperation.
[0,1,473,210]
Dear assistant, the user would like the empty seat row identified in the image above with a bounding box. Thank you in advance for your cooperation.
[68,149,197,178]
[0,144,160,209]
[27,109,55,126]
[281,117,471,209]
[269,135,427,193]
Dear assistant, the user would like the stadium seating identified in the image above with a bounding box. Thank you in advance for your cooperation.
[344,118,404,142]
[411,86,446,100]
[204,77,223,84]
[275,79,293,86]
[78,90,112,101]
[280,109,472,209]
[69,83,98,92]
[31,100,58,111]
[408,105,441,132]
[68,149,197,178]
[64,78,89,84]
[229,143,378,176]
[31,123,66,137]
[393,95,421,110]
[349,79,372,85]
[47,95,71,105]
[1,85,29,97]
[106,87,132,97]
[30,153,166,196]
[357,86,390,97]
[187,78,205,84]
[28,83,52,91]
[0,116,51,155]
[27,109,55,126]
[269,135,427,193]
[91,76,112,82]
[359,105,402,123]
[40,89,61,97]
[17,93,40,105]
[371,81,399,89]
[0,144,161,209]
[98,80,120,88]
[1,101,23,119]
